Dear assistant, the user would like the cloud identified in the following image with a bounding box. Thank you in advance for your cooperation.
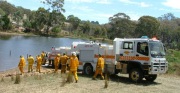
[140,2,150,7]
[66,0,111,4]
[66,0,92,3]
[126,12,141,20]
[162,0,180,9]
[96,0,111,4]
[71,6,94,12]
[119,0,151,7]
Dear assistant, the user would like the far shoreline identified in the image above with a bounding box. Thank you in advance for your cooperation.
[0,31,37,36]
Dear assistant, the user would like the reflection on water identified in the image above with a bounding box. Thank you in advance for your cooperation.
[0,35,12,40]
[0,35,87,71]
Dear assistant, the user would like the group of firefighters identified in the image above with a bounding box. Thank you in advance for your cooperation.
[18,51,105,83]
[18,51,46,74]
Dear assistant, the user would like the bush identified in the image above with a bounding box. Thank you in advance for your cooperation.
[166,49,180,75]
[52,26,61,34]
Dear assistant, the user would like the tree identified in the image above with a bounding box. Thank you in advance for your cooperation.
[135,16,160,38]
[0,1,16,15]
[91,21,99,25]
[0,8,5,16]
[158,13,180,49]
[108,12,136,39]
[13,11,23,26]
[1,14,12,30]
[78,21,91,35]
[67,15,81,31]
[158,13,176,21]
[42,0,66,34]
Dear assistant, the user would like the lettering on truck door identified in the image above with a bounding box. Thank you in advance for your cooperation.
[119,41,134,61]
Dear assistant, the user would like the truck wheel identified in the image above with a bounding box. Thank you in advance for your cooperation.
[48,60,52,66]
[114,69,120,75]
[129,68,143,82]
[83,64,93,75]
[51,60,55,68]
[145,75,157,82]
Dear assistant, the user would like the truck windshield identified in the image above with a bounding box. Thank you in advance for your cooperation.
[149,41,165,58]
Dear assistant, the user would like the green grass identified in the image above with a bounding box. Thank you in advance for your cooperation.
[166,49,180,75]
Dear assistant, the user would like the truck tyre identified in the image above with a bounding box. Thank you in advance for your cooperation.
[129,68,143,82]
[145,74,157,82]
[51,60,55,68]
[113,69,119,75]
[83,64,93,75]
[48,60,52,66]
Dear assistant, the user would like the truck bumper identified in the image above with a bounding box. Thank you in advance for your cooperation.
[149,65,168,74]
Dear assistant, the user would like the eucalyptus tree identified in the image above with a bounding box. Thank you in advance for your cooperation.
[13,11,22,26]
[78,21,91,35]
[135,16,160,38]
[0,8,5,16]
[0,0,16,15]
[1,14,11,30]
[108,12,136,39]
[67,15,81,31]
[158,13,180,49]
[41,0,66,34]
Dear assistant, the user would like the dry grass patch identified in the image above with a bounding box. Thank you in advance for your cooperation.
[104,73,110,88]
[11,75,14,81]
[61,73,68,87]
[66,72,74,83]
[1,76,4,82]
[14,73,21,84]
[34,72,43,80]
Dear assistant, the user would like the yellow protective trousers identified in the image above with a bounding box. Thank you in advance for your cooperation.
[28,65,33,72]
[93,68,104,79]
[54,65,59,73]
[19,66,24,74]
[36,64,41,73]
[69,70,78,81]
[61,65,67,73]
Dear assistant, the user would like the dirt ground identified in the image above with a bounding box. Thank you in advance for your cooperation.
[0,66,180,93]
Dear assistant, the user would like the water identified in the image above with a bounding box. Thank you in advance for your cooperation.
[0,35,87,71]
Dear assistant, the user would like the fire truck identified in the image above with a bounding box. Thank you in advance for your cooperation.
[48,42,86,67]
[48,47,71,67]
[48,37,168,82]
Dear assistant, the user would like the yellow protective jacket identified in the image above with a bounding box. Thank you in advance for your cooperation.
[69,56,79,71]
[27,56,34,65]
[96,57,104,69]
[18,57,26,67]
[60,55,69,65]
[41,52,45,59]
[54,56,60,66]
[37,57,42,65]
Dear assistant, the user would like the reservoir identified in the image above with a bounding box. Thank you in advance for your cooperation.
[0,35,86,71]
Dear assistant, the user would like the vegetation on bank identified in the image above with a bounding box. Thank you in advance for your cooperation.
[166,49,180,75]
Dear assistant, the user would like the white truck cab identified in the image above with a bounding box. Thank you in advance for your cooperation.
[114,37,168,82]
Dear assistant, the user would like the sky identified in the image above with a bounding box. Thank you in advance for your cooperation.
[4,0,180,24]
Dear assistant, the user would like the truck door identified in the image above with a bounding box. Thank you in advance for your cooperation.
[120,41,134,58]
[79,50,94,62]
[135,41,150,62]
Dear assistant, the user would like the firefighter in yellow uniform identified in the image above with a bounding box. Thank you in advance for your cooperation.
[41,51,45,65]
[93,54,105,80]
[54,54,60,73]
[69,52,79,83]
[18,55,26,75]
[36,55,42,73]
[27,55,34,72]
[60,53,69,73]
